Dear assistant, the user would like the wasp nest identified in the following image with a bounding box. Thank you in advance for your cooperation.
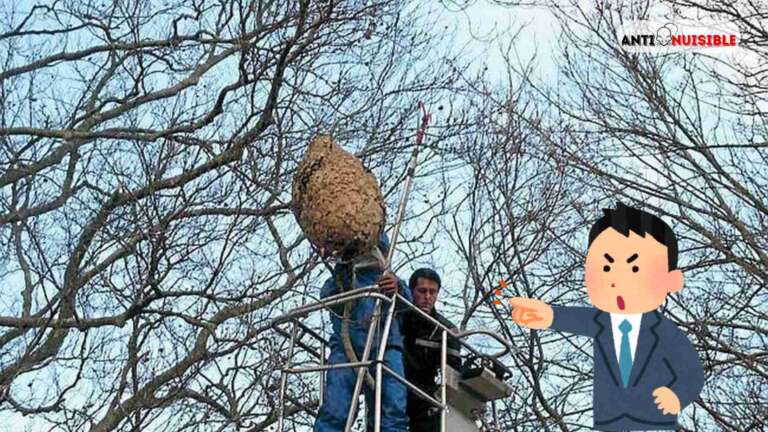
[292,135,385,259]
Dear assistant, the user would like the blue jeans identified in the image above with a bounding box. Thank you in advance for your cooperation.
[314,346,408,431]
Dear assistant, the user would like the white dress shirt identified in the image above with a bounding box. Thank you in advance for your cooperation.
[609,313,643,364]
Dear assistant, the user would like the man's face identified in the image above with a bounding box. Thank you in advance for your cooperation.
[413,277,439,313]
[585,228,683,314]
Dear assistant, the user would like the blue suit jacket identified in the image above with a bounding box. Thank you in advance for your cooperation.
[551,307,705,431]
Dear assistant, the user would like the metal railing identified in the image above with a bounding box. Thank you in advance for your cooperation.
[270,285,516,432]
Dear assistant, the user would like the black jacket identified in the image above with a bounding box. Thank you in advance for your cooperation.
[402,307,462,422]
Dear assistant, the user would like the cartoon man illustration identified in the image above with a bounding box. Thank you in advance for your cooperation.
[510,203,704,431]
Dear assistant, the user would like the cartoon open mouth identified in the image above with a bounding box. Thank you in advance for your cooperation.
[617,296,626,310]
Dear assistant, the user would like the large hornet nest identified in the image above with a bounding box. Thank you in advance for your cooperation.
[292,135,385,260]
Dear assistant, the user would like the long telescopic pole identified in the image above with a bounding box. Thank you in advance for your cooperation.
[343,102,431,432]
[385,101,431,267]
[374,102,431,432]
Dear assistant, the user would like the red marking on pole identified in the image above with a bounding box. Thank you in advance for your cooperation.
[416,101,431,145]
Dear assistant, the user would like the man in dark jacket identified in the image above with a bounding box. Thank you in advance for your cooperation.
[402,268,462,432]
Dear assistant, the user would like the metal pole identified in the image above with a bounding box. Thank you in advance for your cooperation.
[319,341,325,407]
[277,322,299,432]
[380,364,445,409]
[373,295,399,432]
[384,101,430,268]
[374,103,430,431]
[440,329,448,432]
[287,360,374,374]
[344,306,380,432]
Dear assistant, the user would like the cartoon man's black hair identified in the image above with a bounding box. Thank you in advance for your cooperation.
[588,202,678,270]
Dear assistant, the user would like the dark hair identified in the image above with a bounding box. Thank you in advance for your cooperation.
[409,268,442,290]
[588,202,678,270]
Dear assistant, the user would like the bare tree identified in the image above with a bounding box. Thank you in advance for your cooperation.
[5,0,763,430]
[453,0,768,430]
[0,1,466,430]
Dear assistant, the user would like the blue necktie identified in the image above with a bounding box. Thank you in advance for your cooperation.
[618,319,633,388]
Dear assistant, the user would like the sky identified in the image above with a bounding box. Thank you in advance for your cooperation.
[439,1,561,80]
[1,0,755,430]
